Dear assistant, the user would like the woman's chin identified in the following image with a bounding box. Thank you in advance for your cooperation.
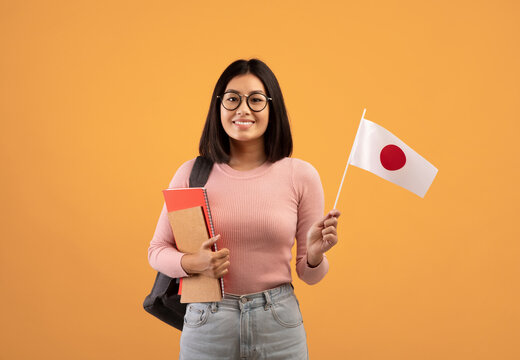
[229,135,264,145]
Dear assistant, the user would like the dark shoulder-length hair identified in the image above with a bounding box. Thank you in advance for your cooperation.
[199,58,293,163]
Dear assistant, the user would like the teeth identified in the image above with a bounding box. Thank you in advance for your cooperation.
[235,121,253,125]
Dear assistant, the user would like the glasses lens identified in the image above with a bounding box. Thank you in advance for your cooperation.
[222,93,240,110]
[248,93,267,111]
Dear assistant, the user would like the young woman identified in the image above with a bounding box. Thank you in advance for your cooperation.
[148,58,341,359]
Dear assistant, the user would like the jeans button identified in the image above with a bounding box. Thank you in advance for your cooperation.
[240,297,248,304]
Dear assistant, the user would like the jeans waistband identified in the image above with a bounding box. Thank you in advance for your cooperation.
[216,283,294,311]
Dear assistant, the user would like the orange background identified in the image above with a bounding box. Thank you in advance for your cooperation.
[1,0,519,359]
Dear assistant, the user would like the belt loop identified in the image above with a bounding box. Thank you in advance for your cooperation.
[210,302,217,313]
[263,290,272,311]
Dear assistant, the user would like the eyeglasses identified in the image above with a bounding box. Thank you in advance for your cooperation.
[217,90,272,112]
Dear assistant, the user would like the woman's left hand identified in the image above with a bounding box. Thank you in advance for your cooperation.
[306,209,341,267]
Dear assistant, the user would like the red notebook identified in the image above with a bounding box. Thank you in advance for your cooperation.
[162,188,224,302]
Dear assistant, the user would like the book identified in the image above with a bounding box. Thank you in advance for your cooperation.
[162,187,223,303]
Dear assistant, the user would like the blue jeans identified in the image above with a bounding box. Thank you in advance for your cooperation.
[179,283,308,360]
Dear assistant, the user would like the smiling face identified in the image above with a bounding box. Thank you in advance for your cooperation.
[220,73,269,147]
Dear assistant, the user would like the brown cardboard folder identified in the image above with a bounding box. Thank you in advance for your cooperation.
[167,206,222,303]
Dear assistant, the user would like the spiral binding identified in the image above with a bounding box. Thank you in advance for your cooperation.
[202,188,225,297]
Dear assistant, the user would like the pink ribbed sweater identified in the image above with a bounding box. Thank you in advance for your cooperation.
[147,157,329,295]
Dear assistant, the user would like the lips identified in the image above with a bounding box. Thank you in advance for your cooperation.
[232,119,255,130]
[232,119,255,124]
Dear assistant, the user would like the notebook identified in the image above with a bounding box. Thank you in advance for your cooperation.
[162,187,224,303]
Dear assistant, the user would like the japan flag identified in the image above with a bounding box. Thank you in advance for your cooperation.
[348,117,438,198]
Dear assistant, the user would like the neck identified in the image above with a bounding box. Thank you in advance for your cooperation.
[228,138,267,170]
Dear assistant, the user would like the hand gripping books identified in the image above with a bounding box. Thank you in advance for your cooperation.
[163,188,223,303]
[143,156,220,330]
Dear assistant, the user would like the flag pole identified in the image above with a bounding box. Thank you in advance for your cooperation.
[333,108,366,209]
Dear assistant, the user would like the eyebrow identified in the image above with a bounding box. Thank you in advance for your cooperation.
[225,89,265,94]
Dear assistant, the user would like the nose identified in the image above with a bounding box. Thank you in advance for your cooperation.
[236,96,251,115]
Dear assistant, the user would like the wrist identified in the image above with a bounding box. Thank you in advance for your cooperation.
[306,252,323,268]
[180,253,200,275]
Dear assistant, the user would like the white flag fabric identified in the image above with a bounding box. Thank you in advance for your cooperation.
[349,118,438,198]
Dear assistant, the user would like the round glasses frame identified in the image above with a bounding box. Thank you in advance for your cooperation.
[217,90,272,112]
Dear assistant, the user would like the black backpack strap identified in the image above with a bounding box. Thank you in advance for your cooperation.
[189,156,214,187]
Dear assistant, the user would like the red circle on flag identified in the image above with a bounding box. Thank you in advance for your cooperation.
[380,144,406,170]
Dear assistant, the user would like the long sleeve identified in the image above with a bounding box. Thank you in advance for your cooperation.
[149,157,328,295]
[292,159,329,284]
[147,158,196,278]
